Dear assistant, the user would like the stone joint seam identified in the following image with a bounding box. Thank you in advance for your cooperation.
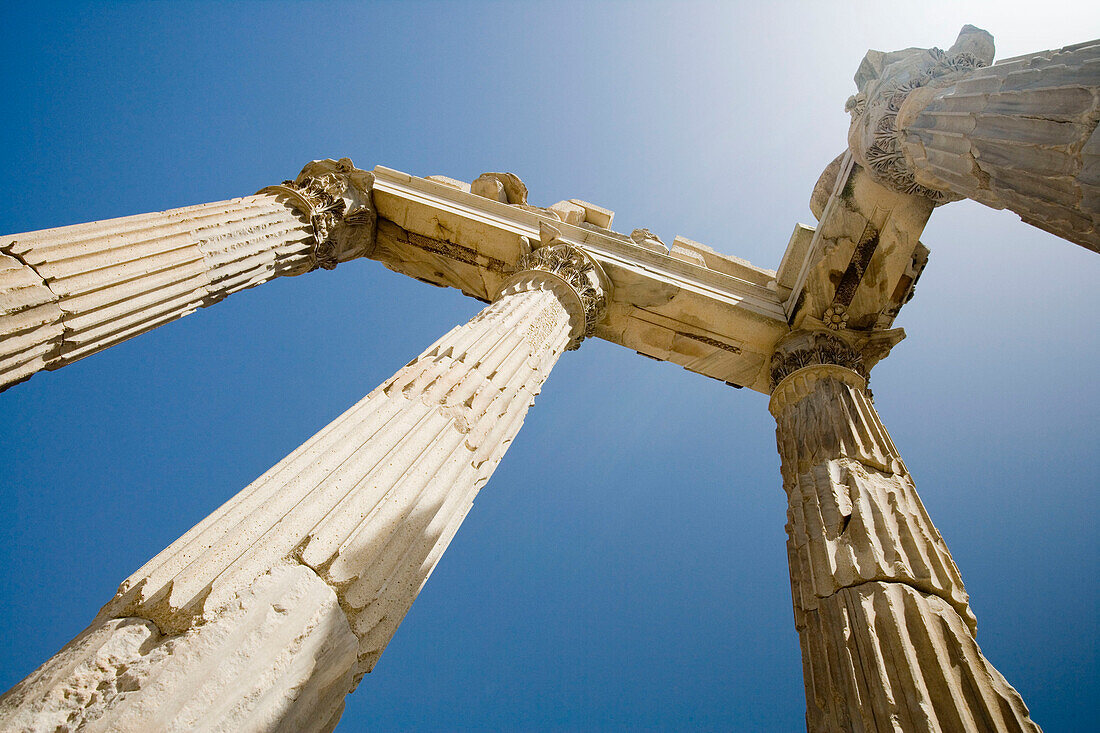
[809,577,976,640]
[1,239,69,371]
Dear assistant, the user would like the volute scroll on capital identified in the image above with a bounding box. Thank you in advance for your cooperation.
[496,241,610,350]
[258,157,377,271]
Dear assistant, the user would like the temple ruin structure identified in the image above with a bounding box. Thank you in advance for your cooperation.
[1,26,1095,732]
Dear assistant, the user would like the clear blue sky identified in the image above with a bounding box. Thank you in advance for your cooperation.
[1,2,1097,730]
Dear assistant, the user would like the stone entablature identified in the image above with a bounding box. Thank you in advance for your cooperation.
[1,23,1089,733]
[369,158,932,394]
[1,144,938,396]
[371,165,785,392]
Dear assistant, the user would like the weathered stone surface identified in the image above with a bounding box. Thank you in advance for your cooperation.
[568,198,614,229]
[424,175,471,193]
[808,153,846,220]
[847,25,994,201]
[847,25,1099,252]
[0,564,357,733]
[0,243,607,730]
[0,159,376,392]
[799,582,1038,733]
[628,228,667,253]
[781,156,933,348]
[470,172,528,205]
[470,174,509,203]
[669,239,707,267]
[371,165,786,392]
[0,251,64,388]
[769,330,1041,732]
[549,200,587,225]
[899,40,1100,252]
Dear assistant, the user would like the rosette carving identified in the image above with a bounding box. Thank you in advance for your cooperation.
[259,157,376,270]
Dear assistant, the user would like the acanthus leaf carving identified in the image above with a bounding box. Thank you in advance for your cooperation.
[769,330,866,390]
[260,157,377,271]
[500,242,609,349]
[847,26,993,201]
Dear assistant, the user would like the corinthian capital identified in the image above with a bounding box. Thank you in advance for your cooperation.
[846,25,994,201]
[260,157,377,270]
[497,242,609,349]
[769,330,866,389]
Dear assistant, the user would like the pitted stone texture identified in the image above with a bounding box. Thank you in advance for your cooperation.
[771,330,1040,731]
[0,158,377,392]
[0,564,357,733]
[899,41,1100,252]
[848,26,1099,252]
[503,242,608,347]
[99,281,575,679]
[798,582,1040,733]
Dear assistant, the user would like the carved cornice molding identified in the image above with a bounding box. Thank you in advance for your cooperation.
[497,242,609,349]
[770,330,866,391]
[846,26,993,201]
[259,157,376,270]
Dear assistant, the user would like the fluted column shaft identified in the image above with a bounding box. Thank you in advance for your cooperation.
[899,41,1100,251]
[0,158,376,390]
[847,26,1099,252]
[0,242,607,732]
[769,330,1040,733]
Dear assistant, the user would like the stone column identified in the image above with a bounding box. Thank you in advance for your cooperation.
[847,25,1099,252]
[0,242,608,732]
[0,158,376,391]
[768,330,1041,733]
